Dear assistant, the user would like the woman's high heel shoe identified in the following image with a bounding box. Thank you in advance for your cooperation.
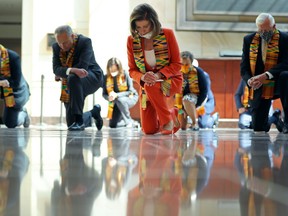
[161,121,173,135]
[161,107,180,135]
[172,107,180,134]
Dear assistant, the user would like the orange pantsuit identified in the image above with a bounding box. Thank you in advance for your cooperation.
[127,28,182,134]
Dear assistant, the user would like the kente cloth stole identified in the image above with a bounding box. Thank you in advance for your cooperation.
[249,30,279,99]
[174,65,199,114]
[186,66,200,94]
[0,45,15,107]
[0,149,14,206]
[133,30,171,110]
[242,152,275,216]
[242,152,255,215]
[243,86,249,108]
[59,35,78,103]
[105,138,128,183]
[106,75,128,119]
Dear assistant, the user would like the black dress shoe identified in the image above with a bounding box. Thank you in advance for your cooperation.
[91,104,103,130]
[68,122,85,131]
[95,118,103,131]
[283,123,288,134]
[273,109,284,132]
[275,120,284,133]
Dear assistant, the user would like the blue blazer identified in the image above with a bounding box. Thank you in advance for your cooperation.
[52,34,103,81]
[0,49,30,109]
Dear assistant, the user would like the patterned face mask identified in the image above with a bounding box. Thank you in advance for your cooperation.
[259,30,274,42]
[181,65,190,74]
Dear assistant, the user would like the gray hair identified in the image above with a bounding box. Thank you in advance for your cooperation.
[54,25,74,36]
[256,13,275,27]
[181,51,194,62]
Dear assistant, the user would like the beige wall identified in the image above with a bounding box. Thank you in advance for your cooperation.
[19,0,250,121]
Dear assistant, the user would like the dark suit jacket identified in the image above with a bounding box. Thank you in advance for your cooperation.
[183,66,208,108]
[203,71,215,114]
[52,34,103,80]
[0,49,30,109]
[234,79,246,110]
[240,30,288,107]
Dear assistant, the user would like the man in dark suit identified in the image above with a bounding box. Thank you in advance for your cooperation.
[52,25,104,131]
[0,44,30,128]
[234,79,283,131]
[240,13,288,132]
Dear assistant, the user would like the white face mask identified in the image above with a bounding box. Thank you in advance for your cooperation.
[111,71,119,77]
[140,31,153,39]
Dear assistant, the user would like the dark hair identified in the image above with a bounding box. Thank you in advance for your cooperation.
[129,3,161,38]
[54,25,74,36]
[181,51,194,62]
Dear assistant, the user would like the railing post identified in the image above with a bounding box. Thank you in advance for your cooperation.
[60,102,63,125]
[40,74,44,125]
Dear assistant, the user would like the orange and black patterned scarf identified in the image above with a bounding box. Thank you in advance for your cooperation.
[133,30,171,110]
[240,151,275,215]
[249,30,279,99]
[59,35,78,103]
[181,65,200,94]
[0,45,15,107]
[174,65,199,112]
[106,74,128,119]
[243,85,249,108]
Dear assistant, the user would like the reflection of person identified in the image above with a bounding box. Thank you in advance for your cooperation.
[275,142,288,215]
[102,135,137,200]
[0,44,30,128]
[235,132,278,216]
[102,57,139,128]
[176,51,218,131]
[240,13,288,132]
[0,130,29,214]
[51,132,102,216]
[127,3,182,135]
[235,79,283,131]
[127,136,182,216]
[181,130,217,207]
[52,25,104,131]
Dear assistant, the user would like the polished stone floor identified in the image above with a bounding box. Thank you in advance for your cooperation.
[1,125,288,216]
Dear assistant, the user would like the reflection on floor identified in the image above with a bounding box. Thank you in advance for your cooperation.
[1,126,288,216]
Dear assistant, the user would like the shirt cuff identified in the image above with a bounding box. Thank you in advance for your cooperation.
[66,68,72,75]
[265,71,273,79]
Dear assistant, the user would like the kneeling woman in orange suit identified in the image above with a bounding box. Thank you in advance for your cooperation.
[127,3,183,135]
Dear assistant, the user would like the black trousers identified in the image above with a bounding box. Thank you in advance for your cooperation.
[65,71,103,127]
[2,86,30,128]
[279,71,288,124]
[251,99,271,132]
[3,107,27,128]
